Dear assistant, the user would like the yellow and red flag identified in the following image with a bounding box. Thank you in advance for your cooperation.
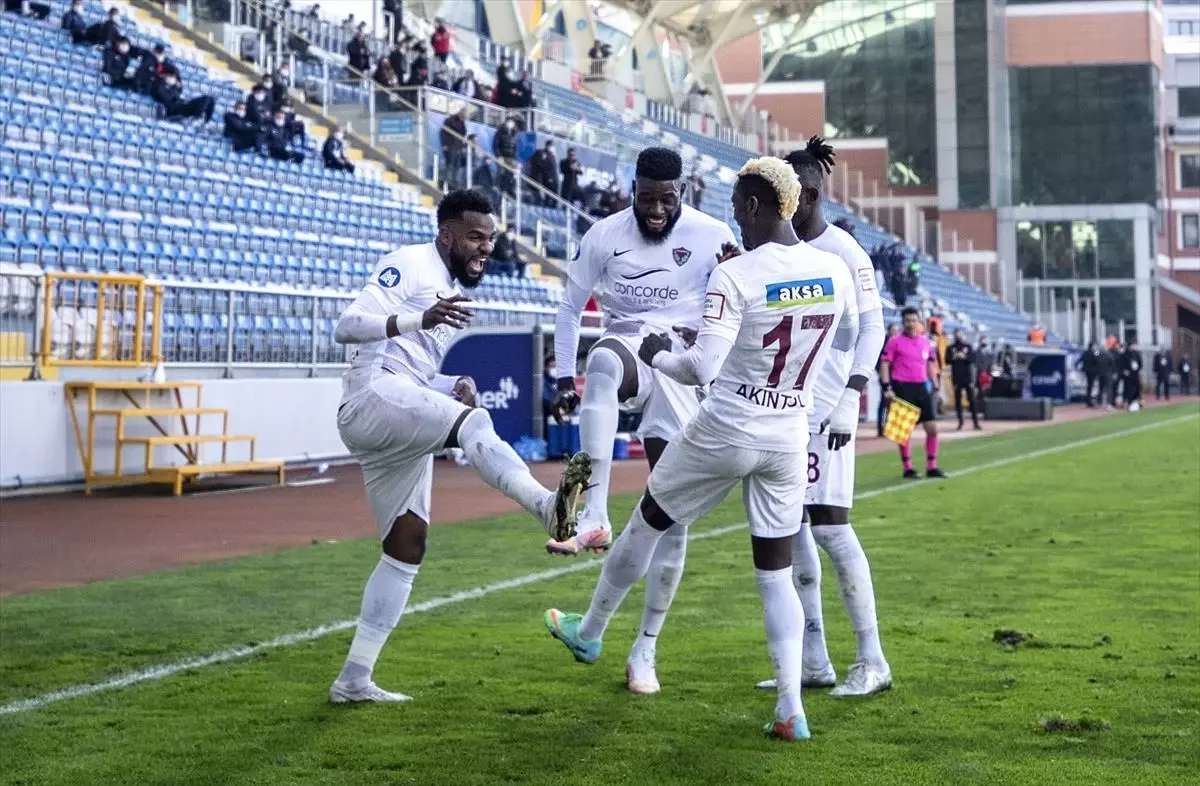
[883,397,921,445]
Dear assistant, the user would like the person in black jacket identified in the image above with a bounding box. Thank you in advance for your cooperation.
[151,68,215,122]
[347,28,370,74]
[322,127,354,172]
[947,329,981,430]
[1121,342,1142,409]
[1107,344,1124,406]
[85,6,121,46]
[271,63,292,108]
[101,37,138,90]
[1153,347,1172,400]
[61,0,87,42]
[559,147,582,203]
[1077,341,1103,407]
[245,83,272,127]
[493,118,517,161]
[134,44,165,93]
[408,44,429,86]
[1096,343,1116,408]
[528,141,557,204]
[261,109,304,163]
[489,227,521,277]
[1180,357,1192,395]
[387,41,407,86]
[438,108,467,190]
[223,101,258,152]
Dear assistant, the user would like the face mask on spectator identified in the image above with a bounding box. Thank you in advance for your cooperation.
[275,117,286,127]
[118,44,129,55]
[254,90,266,101]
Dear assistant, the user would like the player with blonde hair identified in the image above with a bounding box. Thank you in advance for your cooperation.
[544,157,859,740]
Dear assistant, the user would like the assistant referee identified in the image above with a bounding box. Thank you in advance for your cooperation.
[879,306,946,479]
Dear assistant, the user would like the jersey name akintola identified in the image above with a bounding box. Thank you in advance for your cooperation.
[568,205,737,333]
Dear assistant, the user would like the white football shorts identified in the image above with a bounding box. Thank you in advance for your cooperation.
[593,324,701,442]
[337,372,470,537]
[803,430,856,509]
[648,419,805,539]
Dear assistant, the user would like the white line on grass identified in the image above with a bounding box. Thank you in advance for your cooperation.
[1,413,1194,716]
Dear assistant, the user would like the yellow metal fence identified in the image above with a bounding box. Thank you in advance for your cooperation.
[40,272,163,367]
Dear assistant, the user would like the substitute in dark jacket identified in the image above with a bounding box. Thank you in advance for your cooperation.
[1121,343,1142,408]
[151,68,215,122]
[101,37,138,90]
[322,128,354,172]
[260,110,304,163]
[1078,341,1104,407]
[1153,348,1172,400]
[947,330,980,430]
[223,101,258,152]
[1096,345,1116,407]
[61,0,87,43]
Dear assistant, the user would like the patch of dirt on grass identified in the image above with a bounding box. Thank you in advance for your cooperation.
[1039,713,1112,733]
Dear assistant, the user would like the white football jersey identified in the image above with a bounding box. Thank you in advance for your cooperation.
[567,205,736,333]
[344,243,462,387]
[807,225,884,427]
[691,241,858,453]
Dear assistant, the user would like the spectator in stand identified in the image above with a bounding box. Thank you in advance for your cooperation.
[347,27,370,75]
[947,329,981,430]
[1027,324,1046,345]
[101,37,139,91]
[560,148,582,203]
[431,21,452,64]
[688,169,705,209]
[61,0,88,43]
[1122,341,1143,410]
[609,182,629,212]
[408,43,429,86]
[906,258,921,297]
[493,117,517,159]
[134,43,166,93]
[1178,356,1192,394]
[514,69,534,108]
[489,227,522,277]
[306,3,319,18]
[246,83,272,127]
[4,0,49,19]
[85,7,121,46]
[271,62,292,107]
[278,98,307,147]
[383,0,401,41]
[1153,346,1172,400]
[261,109,304,163]
[495,60,515,108]
[223,101,258,152]
[528,141,558,205]
[372,58,402,111]
[439,107,468,190]
[876,322,899,435]
[454,69,478,98]
[387,40,408,85]
[152,67,215,123]
[430,70,450,91]
[587,39,611,77]
[322,127,354,172]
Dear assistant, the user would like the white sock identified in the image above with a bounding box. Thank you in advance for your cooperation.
[578,505,665,641]
[458,409,552,521]
[756,567,805,721]
[812,525,886,667]
[337,555,419,688]
[791,524,830,670]
[578,348,622,521]
[632,526,688,656]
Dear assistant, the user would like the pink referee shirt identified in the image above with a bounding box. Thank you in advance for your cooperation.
[882,333,933,383]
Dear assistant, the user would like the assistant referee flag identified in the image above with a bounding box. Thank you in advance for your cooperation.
[883,397,921,444]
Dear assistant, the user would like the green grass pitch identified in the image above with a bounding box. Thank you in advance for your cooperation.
[1,405,1198,785]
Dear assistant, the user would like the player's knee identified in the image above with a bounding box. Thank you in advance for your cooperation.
[639,491,676,532]
[585,345,624,382]
[807,505,848,526]
[449,406,492,449]
[382,512,428,564]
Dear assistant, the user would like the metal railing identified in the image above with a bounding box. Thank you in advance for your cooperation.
[41,272,164,367]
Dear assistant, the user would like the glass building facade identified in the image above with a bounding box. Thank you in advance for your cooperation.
[761,0,936,186]
[1009,64,1159,206]
[1016,220,1135,280]
[954,0,990,208]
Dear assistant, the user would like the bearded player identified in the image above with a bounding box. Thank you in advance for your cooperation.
[550,147,736,694]
[754,137,891,696]
[544,156,859,739]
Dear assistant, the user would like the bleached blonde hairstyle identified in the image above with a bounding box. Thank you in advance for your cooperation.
[737,157,801,220]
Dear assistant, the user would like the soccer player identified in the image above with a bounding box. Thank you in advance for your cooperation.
[549,147,735,692]
[543,157,859,740]
[880,306,945,478]
[755,137,891,697]
[329,189,592,703]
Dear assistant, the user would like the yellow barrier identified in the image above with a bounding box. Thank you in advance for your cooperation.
[41,272,163,367]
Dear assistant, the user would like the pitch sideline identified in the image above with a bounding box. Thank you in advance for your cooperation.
[1,413,1194,716]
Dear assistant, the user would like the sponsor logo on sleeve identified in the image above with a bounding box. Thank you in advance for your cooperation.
[703,291,726,320]
[377,266,401,288]
[857,266,876,293]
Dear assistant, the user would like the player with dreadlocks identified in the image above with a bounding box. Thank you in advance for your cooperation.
[753,136,892,697]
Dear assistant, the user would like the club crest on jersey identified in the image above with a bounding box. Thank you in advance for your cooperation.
[765,277,835,308]
[672,247,691,266]
[378,266,401,288]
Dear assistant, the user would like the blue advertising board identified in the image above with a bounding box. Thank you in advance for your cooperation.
[378,113,415,141]
[1027,353,1068,402]
[440,332,534,444]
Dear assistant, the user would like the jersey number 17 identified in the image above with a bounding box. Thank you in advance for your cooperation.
[763,314,834,390]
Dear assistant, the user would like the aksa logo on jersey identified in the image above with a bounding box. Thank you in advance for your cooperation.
[765,277,835,308]
[672,247,691,266]
[378,266,401,288]
[478,376,520,410]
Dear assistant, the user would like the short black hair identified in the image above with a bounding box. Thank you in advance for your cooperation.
[901,306,920,319]
[636,147,682,181]
[253,83,266,92]
[784,136,836,192]
[152,44,165,55]
[437,188,494,225]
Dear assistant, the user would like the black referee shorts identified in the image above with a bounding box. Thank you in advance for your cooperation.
[891,381,937,424]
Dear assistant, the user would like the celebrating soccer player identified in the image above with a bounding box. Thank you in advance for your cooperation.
[880,306,945,478]
[549,147,736,693]
[543,157,859,740]
[328,189,591,704]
